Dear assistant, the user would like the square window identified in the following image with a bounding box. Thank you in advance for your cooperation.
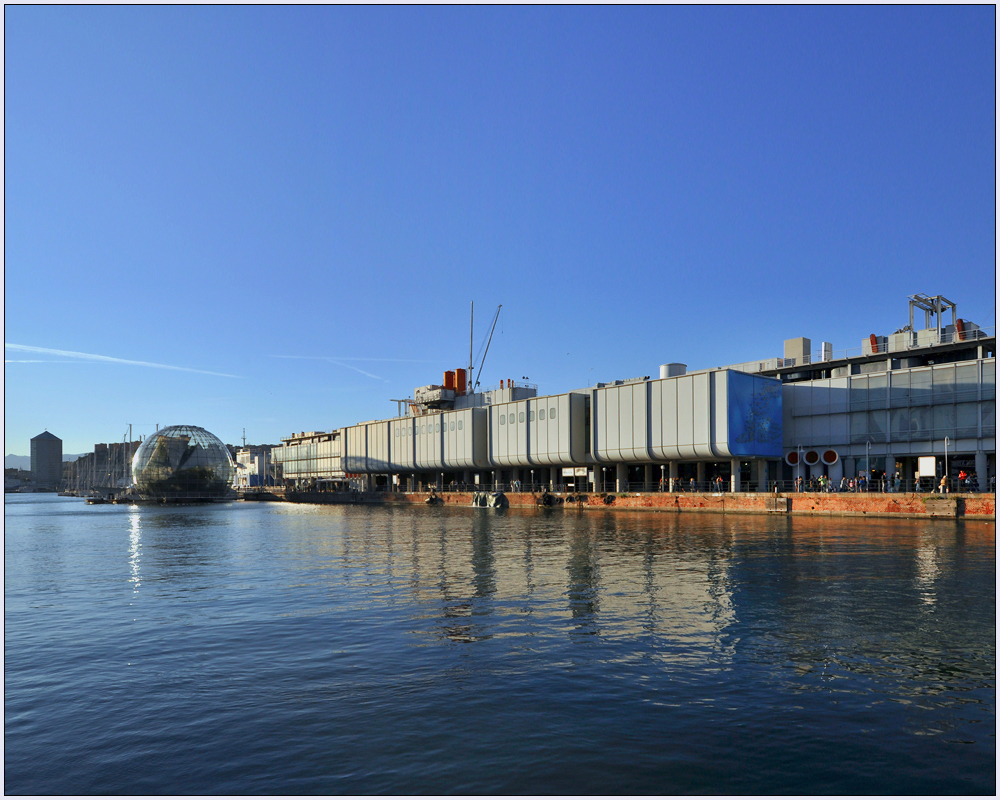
[529,410,535,421]
[550,407,556,418]
[509,413,515,424]
[539,409,546,420]
[519,411,525,423]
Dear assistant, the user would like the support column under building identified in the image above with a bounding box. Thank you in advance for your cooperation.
[902,457,914,489]
[884,453,895,491]
[757,460,769,493]
[696,462,705,489]
[731,459,741,493]
[975,451,988,487]
[616,463,628,493]
[843,457,856,482]
[644,465,653,492]
[669,461,679,492]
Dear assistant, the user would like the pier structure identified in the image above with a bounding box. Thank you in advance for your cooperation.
[271,295,995,496]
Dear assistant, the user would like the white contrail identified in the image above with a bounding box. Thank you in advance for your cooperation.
[269,355,434,363]
[326,359,384,380]
[4,344,241,378]
[268,354,393,380]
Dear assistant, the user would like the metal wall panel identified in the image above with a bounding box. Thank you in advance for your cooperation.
[488,401,532,467]
[343,425,367,473]
[692,373,713,458]
[633,383,648,459]
[605,388,620,459]
[440,408,488,469]
[415,414,444,470]
[367,421,391,472]
[390,418,415,470]
[711,371,729,457]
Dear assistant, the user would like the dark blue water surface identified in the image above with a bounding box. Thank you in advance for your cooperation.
[5,495,995,794]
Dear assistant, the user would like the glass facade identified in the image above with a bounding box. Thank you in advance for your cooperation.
[131,425,235,499]
[273,434,342,480]
[788,359,995,447]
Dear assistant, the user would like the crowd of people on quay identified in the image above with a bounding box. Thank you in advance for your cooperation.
[789,469,990,493]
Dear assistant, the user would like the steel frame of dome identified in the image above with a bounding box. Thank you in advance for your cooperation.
[131,425,235,501]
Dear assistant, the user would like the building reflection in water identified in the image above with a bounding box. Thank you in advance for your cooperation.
[914,530,940,607]
[370,507,738,657]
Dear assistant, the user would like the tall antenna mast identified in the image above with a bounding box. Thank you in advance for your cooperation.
[469,301,474,388]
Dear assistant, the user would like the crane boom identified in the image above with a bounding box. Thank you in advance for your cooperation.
[474,304,502,392]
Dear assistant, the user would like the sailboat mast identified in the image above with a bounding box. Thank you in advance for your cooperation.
[468,301,474,388]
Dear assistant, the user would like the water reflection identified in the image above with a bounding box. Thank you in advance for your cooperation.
[566,518,600,633]
[4,497,994,795]
[915,531,940,607]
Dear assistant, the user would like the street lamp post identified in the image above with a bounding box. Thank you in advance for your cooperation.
[797,445,804,491]
[944,436,950,492]
[866,439,872,492]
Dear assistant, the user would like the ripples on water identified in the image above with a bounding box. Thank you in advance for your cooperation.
[4,495,995,794]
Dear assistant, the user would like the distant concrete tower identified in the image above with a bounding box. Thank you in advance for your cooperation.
[30,431,63,488]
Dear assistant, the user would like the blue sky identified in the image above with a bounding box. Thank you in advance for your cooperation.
[5,6,996,454]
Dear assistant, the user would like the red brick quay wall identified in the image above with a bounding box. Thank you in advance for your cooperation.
[375,490,995,520]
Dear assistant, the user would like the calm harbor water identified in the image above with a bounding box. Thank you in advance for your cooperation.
[4,494,995,794]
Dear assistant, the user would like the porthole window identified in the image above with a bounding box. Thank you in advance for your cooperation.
[458,419,463,430]
[422,425,426,434]
[395,429,399,437]
[529,410,534,422]
[539,409,546,420]
[509,413,515,424]
[500,415,505,426]
[435,423,440,433]
[519,411,525,423]
[450,421,455,431]
[549,407,556,418]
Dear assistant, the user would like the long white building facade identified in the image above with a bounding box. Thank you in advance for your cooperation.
[272,294,995,493]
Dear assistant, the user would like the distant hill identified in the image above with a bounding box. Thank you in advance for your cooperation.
[5,454,88,470]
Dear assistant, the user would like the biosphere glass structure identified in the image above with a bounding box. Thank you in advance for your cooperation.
[131,425,235,499]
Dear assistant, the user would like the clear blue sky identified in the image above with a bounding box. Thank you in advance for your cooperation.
[5,6,996,454]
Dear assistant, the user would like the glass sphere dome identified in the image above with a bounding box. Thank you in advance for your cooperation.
[131,425,235,499]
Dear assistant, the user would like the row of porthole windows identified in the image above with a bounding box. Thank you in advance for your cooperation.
[395,419,465,436]
[391,409,559,435]
[499,407,557,425]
